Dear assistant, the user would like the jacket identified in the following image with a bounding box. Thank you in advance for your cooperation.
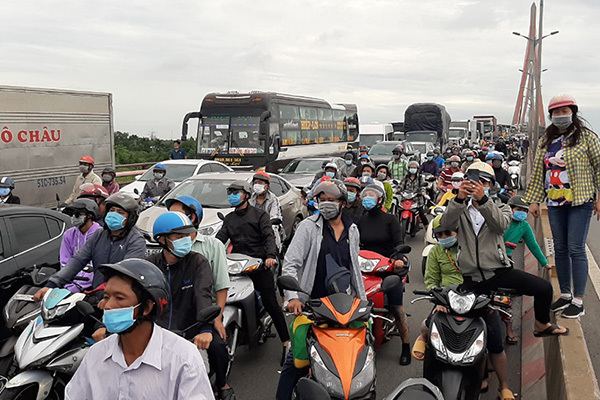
[65,172,102,204]
[504,220,548,266]
[419,161,440,176]
[525,129,600,207]
[440,196,512,281]
[147,251,214,336]
[282,214,365,302]
[0,194,20,204]
[59,223,103,292]
[47,228,147,289]
[141,177,175,201]
[424,244,463,290]
[102,181,120,195]
[342,201,364,224]
[216,205,278,260]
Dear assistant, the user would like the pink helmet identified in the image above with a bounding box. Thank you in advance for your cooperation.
[548,94,578,113]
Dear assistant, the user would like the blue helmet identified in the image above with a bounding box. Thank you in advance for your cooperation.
[153,164,167,172]
[0,177,15,189]
[152,211,196,240]
[165,195,204,226]
[485,152,504,161]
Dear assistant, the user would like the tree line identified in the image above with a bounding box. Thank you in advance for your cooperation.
[114,131,197,164]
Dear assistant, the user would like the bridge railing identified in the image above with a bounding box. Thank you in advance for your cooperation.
[115,162,155,187]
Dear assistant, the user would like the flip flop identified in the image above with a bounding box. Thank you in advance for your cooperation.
[498,388,515,400]
[506,335,519,345]
[412,336,427,361]
[533,323,569,338]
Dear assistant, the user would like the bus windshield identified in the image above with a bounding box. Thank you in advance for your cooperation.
[199,110,264,155]
[406,131,437,143]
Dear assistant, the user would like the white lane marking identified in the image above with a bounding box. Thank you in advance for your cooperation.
[586,245,600,301]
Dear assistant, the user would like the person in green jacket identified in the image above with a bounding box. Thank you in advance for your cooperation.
[413,214,462,360]
[375,164,394,212]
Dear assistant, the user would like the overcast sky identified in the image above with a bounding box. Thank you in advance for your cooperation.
[2,0,598,139]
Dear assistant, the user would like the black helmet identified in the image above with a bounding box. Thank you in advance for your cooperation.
[313,179,348,202]
[63,198,99,220]
[392,144,404,154]
[102,167,117,176]
[508,195,529,210]
[104,192,140,229]
[100,258,169,317]
[376,164,390,176]
[227,180,252,195]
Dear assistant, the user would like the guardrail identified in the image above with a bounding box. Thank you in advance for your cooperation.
[115,162,156,187]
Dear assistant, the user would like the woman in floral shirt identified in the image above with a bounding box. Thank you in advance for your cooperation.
[525,94,600,318]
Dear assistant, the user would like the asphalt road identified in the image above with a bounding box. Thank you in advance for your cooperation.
[227,226,523,399]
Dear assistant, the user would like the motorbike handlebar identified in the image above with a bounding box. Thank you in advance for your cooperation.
[413,290,430,296]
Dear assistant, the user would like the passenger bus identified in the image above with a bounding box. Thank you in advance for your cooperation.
[181,91,358,171]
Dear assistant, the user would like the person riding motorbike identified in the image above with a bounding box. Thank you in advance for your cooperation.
[60,198,103,292]
[249,172,285,252]
[419,151,440,176]
[277,179,365,400]
[101,167,120,195]
[375,164,394,211]
[486,153,510,202]
[0,177,20,204]
[309,162,340,188]
[433,147,445,169]
[33,192,146,301]
[78,183,110,218]
[433,171,464,208]
[65,156,102,204]
[357,184,411,365]
[340,151,357,177]
[401,160,430,228]
[342,177,364,223]
[141,164,175,202]
[358,162,385,192]
[388,144,408,181]
[507,149,521,162]
[494,137,508,156]
[461,150,477,172]
[437,155,461,202]
[64,258,214,399]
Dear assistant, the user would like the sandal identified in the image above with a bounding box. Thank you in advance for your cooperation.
[506,335,519,345]
[533,323,569,338]
[498,388,515,400]
[412,336,427,361]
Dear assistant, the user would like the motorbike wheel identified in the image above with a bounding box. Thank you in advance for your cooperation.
[225,324,239,378]
[402,219,411,242]
[421,257,427,276]
[0,384,39,400]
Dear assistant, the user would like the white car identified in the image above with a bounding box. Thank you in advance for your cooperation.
[120,159,233,197]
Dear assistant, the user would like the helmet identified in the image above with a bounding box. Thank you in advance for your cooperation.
[324,162,338,171]
[343,177,361,190]
[79,183,109,200]
[449,155,461,163]
[432,214,457,234]
[99,258,169,317]
[63,198,99,220]
[361,184,386,201]
[165,195,203,226]
[508,195,529,210]
[104,192,140,229]
[465,150,475,157]
[450,171,465,182]
[466,162,495,184]
[433,147,441,154]
[486,152,504,161]
[102,167,117,176]
[313,179,348,202]
[548,94,578,113]
[408,160,420,169]
[359,154,370,160]
[392,144,404,154]
[227,180,252,195]
[152,211,197,240]
[0,177,15,189]
[79,156,95,165]
[252,171,271,184]
[153,164,167,172]
[376,164,390,174]
[426,151,435,157]
[361,162,376,173]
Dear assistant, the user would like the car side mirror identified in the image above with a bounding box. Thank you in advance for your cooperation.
[277,168,283,173]
[259,111,271,141]
[135,175,142,181]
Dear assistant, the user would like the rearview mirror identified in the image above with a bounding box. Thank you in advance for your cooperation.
[198,305,222,324]
[76,301,96,317]
[277,276,307,294]
[295,378,331,400]
[217,212,225,221]
[259,111,271,141]
[393,244,412,254]
[380,275,401,293]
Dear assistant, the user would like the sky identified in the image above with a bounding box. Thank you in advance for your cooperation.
[1,0,599,139]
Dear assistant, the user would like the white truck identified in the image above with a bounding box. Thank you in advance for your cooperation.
[0,86,114,207]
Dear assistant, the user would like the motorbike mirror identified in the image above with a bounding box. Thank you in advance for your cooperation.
[392,179,399,186]
[55,193,60,202]
[198,305,221,324]
[380,275,401,293]
[393,244,412,254]
[295,378,331,400]
[133,188,140,195]
[277,276,308,294]
[76,301,96,317]
[217,212,225,221]
[270,218,282,226]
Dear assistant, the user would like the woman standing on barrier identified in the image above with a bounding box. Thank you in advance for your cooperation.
[525,94,600,319]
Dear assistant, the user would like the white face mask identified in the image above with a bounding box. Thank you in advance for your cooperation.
[253,183,266,195]
[154,172,165,180]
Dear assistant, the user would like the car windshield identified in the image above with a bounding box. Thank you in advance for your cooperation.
[160,179,235,208]
[449,130,465,138]
[368,143,397,156]
[359,135,383,147]
[282,159,325,174]
[138,164,197,182]
[412,143,427,153]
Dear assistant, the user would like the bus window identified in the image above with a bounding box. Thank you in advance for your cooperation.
[300,107,318,144]
[280,105,301,146]
[318,108,333,143]
[333,110,347,142]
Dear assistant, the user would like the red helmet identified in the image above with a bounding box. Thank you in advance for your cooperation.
[449,155,461,163]
[343,177,361,190]
[79,183,109,199]
[79,156,95,165]
[548,94,578,113]
[252,171,271,184]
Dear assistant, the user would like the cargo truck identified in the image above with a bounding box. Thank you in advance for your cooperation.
[403,103,451,150]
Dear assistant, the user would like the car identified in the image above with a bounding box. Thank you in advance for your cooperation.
[135,172,308,254]
[277,157,346,190]
[367,141,419,166]
[120,159,234,197]
[409,141,435,163]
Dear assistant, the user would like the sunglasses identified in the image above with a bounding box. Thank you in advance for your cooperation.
[226,189,242,195]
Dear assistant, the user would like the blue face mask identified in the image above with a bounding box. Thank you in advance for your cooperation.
[169,236,193,257]
[228,193,243,207]
[105,212,126,231]
[438,236,458,248]
[362,196,377,210]
[427,156,434,161]
[325,171,335,178]
[409,168,418,175]
[102,304,140,333]
[345,160,353,166]
[513,210,528,222]
[466,156,474,161]
[347,192,357,203]
[0,188,10,197]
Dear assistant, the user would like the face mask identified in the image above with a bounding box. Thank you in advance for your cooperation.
[466,156,474,161]
[105,211,126,231]
[377,172,387,180]
[484,187,490,196]
[362,196,377,210]
[154,172,165,180]
[362,172,372,178]
[427,156,434,161]
[451,162,459,168]
[347,192,357,203]
[360,160,367,165]
[409,168,418,175]
[513,210,528,222]
[552,114,572,130]
[103,304,140,334]
[79,165,89,174]
[253,183,266,195]
[451,181,462,190]
[102,175,113,183]
[318,201,341,220]
[228,193,243,207]
[392,154,400,160]
[438,236,457,248]
[169,236,193,257]
[0,188,10,197]
[325,171,335,178]
[345,160,353,166]
[71,215,86,227]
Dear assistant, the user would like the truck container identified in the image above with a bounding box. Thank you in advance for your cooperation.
[403,103,451,149]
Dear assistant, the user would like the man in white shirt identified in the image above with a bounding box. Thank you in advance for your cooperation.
[65,258,214,400]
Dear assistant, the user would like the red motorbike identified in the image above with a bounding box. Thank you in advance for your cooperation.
[359,244,411,348]
[397,190,425,243]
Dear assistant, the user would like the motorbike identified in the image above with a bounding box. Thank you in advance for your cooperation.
[421,174,438,206]
[411,285,512,400]
[396,190,425,243]
[383,378,445,400]
[421,206,446,276]
[0,288,99,399]
[277,274,400,400]
[358,245,411,348]
[507,160,522,190]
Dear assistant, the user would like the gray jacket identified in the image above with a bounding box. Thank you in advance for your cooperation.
[282,214,366,302]
[141,177,175,201]
[440,196,512,281]
[47,228,147,289]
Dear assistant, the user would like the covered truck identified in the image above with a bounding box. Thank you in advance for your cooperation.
[0,86,114,207]
[403,103,451,150]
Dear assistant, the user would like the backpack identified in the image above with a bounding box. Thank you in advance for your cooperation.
[324,253,354,296]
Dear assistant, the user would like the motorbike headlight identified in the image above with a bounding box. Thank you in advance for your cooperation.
[350,346,375,397]
[198,221,223,236]
[359,256,378,273]
[42,303,69,321]
[227,259,247,275]
[448,291,476,314]
[461,331,485,364]
[430,323,448,361]
[310,345,344,397]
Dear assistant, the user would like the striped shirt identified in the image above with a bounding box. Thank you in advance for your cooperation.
[525,129,600,207]
[388,158,408,181]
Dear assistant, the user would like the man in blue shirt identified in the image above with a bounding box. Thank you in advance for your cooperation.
[170,140,187,159]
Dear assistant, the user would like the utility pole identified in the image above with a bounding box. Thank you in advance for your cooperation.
[533,0,545,153]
